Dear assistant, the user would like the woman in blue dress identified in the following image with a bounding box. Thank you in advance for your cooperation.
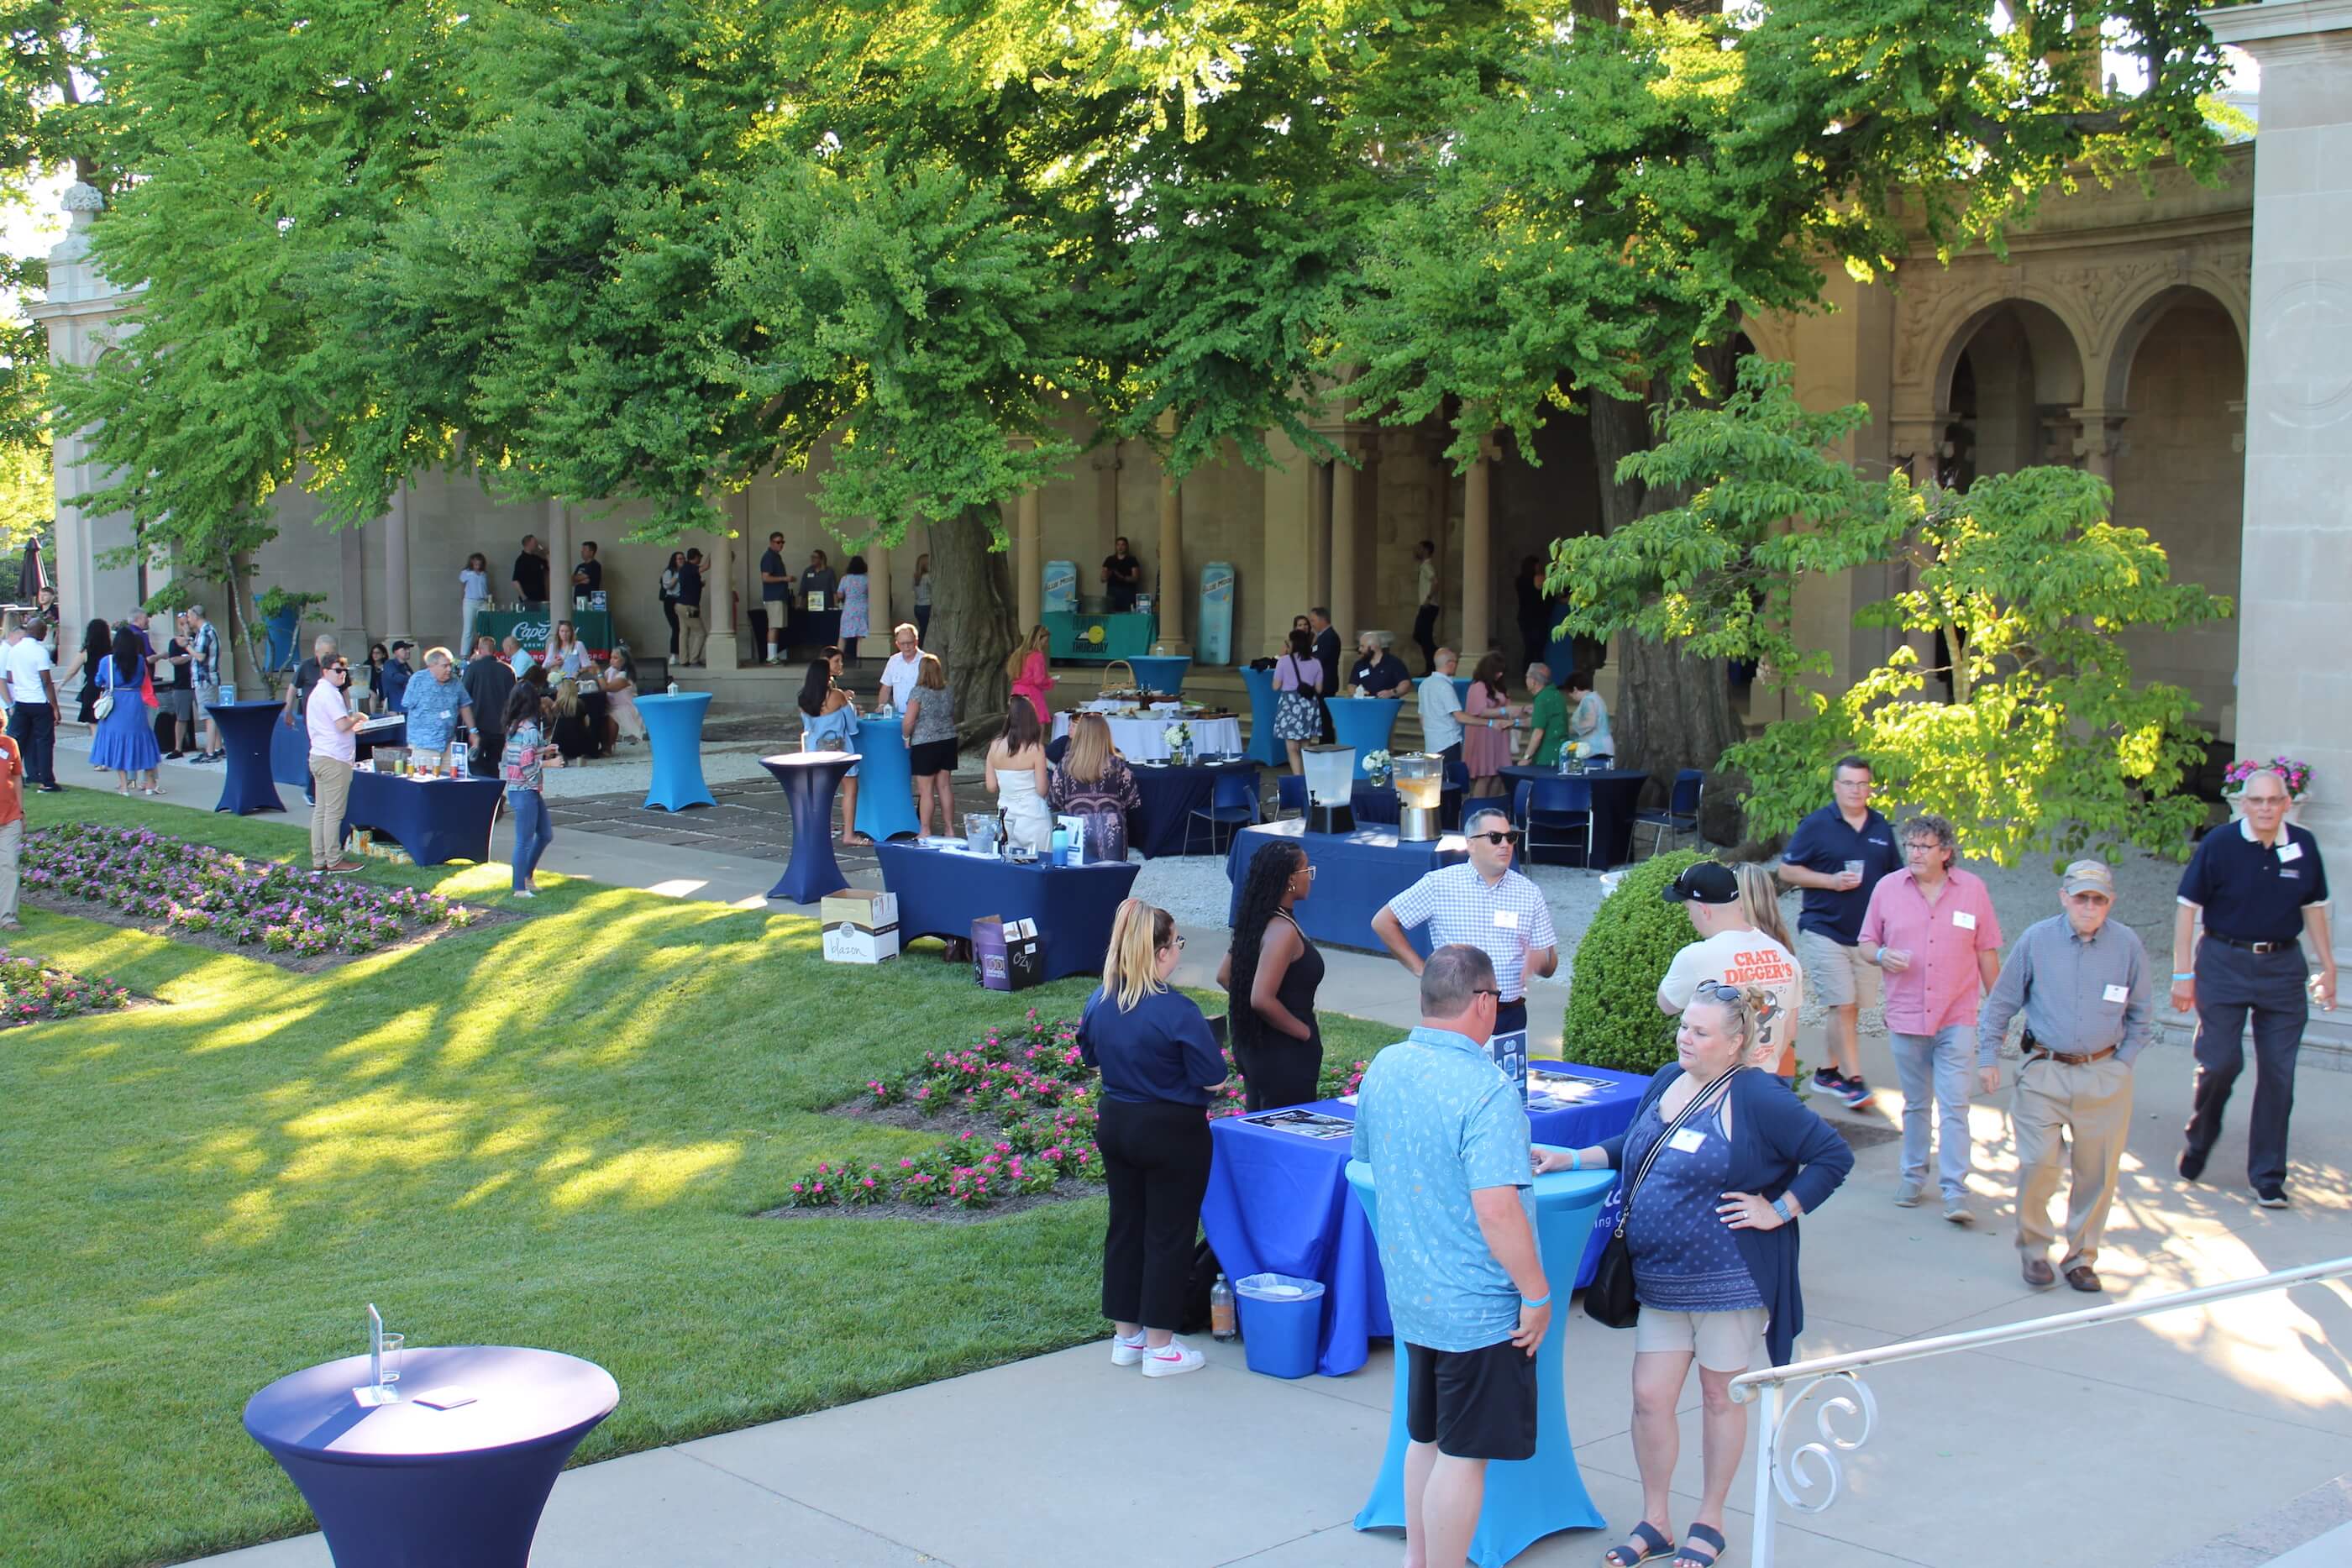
[91,625,164,795]
[796,648,869,846]
[1541,984,1853,1568]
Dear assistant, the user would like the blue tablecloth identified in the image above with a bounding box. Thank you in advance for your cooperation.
[211,701,288,815]
[1324,698,1402,779]
[1239,667,1284,765]
[1349,1161,1612,1564]
[1128,654,1191,696]
[1226,820,1465,955]
[853,716,920,842]
[244,1346,617,1568]
[875,842,1141,980]
[636,692,716,811]
[344,772,505,866]
[1503,766,1650,869]
[762,752,856,904]
[1130,759,1258,858]
[270,705,312,791]
[1198,1067,1647,1379]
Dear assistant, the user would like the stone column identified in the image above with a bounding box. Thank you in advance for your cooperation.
[2069,407,2128,485]
[1460,436,1495,661]
[705,496,742,669]
[1307,460,1331,612]
[1093,442,1122,578]
[543,499,571,611]
[865,537,892,642]
[1329,441,1360,637]
[383,484,413,644]
[2205,0,2352,889]
[1260,431,1315,655]
[1153,448,1189,655]
[1016,482,1042,631]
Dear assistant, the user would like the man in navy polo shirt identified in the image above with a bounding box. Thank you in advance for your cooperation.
[2173,768,2336,1207]
[1777,754,1902,1109]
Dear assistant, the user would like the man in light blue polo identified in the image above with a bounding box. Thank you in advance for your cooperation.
[1352,945,1551,1568]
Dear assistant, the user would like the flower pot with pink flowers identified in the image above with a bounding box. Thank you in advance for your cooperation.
[2220,756,2311,824]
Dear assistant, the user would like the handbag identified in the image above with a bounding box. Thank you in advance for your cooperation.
[93,664,115,721]
[1584,1064,1745,1330]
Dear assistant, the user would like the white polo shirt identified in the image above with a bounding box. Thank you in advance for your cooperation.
[2,637,53,705]
[879,649,925,710]
[1418,669,1464,752]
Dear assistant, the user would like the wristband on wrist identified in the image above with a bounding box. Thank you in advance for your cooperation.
[2171,972,2194,981]
[1568,1149,1583,1172]
[1521,1293,1551,1309]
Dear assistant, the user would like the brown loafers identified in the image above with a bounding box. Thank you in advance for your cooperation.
[2022,1257,2055,1288]
[2064,1265,2104,1293]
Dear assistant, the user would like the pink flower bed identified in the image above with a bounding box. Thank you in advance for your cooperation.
[0,947,132,1028]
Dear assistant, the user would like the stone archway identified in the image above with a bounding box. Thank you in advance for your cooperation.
[1935,299,2091,487]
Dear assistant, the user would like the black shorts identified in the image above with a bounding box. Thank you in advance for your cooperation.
[1404,1339,1537,1461]
[909,737,958,777]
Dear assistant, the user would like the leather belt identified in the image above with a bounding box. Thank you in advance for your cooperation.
[2024,1044,2117,1067]
[1498,997,1525,1009]
[2206,934,2295,954]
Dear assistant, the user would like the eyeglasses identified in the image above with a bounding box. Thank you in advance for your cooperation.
[1471,988,1502,1001]
[1472,831,1523,846]
[329,665,351,676]
[1171,936,1188,951]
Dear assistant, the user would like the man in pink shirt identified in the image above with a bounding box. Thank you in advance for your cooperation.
[1859,813,2003,1224]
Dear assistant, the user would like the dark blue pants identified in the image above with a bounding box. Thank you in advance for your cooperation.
[1413,604,1440,674]
[507,788,554,891]
[2184,941,2308,1190]
[8,700,55,786]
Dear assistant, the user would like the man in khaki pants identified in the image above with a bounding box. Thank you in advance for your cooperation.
[1977,861,2152,1293]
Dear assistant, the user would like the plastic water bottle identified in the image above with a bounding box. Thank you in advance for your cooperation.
[1210,1275,1237,1341]
[1557,747,1571,774]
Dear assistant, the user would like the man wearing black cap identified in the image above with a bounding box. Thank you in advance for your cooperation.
[1656,860,1803,1086]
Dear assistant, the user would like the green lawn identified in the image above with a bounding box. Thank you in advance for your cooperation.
[0,793,1404,1568]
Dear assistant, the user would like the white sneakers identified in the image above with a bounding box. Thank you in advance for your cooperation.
[1110,1332,1205,1377]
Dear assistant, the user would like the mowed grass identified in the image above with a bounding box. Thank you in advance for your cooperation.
[0,792,1405,1568]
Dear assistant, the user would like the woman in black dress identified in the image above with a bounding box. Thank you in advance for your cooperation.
[1216,840,1326,1110]
[74,617,112,731]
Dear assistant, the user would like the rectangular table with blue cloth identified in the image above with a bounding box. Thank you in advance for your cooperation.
[1503,766,1649,869]
[1197,1066,1648,1378]
[875,842,1142,980]
[1226,820,1465,955]
[1129,759,1257,858]
[343,771,506,866]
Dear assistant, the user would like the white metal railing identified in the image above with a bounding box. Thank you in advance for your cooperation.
[1727,1256,2352,1566]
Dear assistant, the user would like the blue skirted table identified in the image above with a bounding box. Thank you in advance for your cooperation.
[635,692,716,812]
[1501,766,1651,869]
[762,752,857,904]
[1239,666,1284,766]
[1129,759,1259,859]
[1226,820,1466,955]
[1323,697,1403,779]
[1346,1160,1614,1565]
[210,700,289,815]
[243,1345,617,1568]
[876,842,1141,980]
[344,772,504,865]
[1127,654,1191,696]
[270,707,312,792]
[1196,1074,1645,1379]
[853,715,921,842]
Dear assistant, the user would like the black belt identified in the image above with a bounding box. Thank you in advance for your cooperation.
[2205,934,2297,954]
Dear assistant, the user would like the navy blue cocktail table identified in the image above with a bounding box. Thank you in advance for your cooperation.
[762,751,857,904]
[210,700,289,815]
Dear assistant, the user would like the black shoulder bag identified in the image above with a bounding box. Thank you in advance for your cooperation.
[1584,1065,1744,1329]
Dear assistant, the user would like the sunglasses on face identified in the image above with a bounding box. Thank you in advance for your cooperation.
[1472,830,1523,847]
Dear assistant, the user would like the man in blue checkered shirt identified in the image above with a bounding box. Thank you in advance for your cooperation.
[1373,804,1560,1041]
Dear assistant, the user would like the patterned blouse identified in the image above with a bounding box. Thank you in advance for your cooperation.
[501,720,547,794]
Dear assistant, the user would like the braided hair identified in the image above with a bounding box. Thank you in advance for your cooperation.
[1226,842,1307,1041]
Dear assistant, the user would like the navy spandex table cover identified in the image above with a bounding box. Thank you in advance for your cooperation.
[761,752,856,904]
[1130,759,1257,859]
[1197,1067,1647,1377]
[243,1345,617,1568]
[211,700,288,815]
[876,841,1142,980]
[270,707,312,790]
[1226,820,1467,955]
[344,772,505,866]
[1502,766,1650,869]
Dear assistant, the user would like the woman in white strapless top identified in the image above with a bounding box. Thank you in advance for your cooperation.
[985,695,1055,852]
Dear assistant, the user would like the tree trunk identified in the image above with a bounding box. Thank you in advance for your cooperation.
[1583,353,1748,841]
[927,502,1017,745]
[223,550,263,697]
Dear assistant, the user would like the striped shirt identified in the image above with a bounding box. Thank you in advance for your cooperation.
[1385,863,1558,1002]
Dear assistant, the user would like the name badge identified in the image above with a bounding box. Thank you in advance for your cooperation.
[1953,910,1977,931]
[2279,842,2303,863]
[1667,1127,1707,1154]
[2103,983,2130,1004]
[1492,909,1519,931]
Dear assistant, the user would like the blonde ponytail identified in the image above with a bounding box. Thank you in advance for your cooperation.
[1103,898,1175,1011]
[1735,862,1793,949]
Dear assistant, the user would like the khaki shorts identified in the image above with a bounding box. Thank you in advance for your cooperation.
[1633,1306,1768,1373]
[1798,926,1879,1012]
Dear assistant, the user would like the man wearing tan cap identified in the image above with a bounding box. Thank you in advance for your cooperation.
[1977,859,2153,1292]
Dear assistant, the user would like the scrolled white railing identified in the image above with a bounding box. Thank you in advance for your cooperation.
[1727,1255,2352,1566]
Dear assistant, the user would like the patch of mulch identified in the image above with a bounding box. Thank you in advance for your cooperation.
[22,892,518,976]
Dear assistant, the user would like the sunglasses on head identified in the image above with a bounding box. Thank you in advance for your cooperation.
[1698,983,1749,1006]
[1471,829,1523,846]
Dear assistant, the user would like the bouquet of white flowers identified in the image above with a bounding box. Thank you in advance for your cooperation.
[1163,721,1194,762]
[1362,748,1393,786]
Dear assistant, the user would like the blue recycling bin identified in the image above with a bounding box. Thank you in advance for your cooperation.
[1235,1273,1326,1380]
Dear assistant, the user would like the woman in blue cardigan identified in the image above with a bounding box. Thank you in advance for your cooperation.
[1539,983,1852,1568]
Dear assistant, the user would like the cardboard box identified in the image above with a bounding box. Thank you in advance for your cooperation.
[972,915,1044,991]
[822,889,900,964]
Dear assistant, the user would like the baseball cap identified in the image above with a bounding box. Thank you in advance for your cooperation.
[1662,862,1740,905]
[2060,860,2115,898]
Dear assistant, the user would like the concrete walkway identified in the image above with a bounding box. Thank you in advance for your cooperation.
[55,737,2352,1567]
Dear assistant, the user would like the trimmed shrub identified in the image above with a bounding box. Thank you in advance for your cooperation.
[1562,848,1709,1072]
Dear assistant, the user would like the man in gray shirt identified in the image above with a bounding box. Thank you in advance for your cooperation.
[1977,859,2151,1294]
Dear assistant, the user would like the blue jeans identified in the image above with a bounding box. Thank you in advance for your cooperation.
[1891,1025,1977,1199]
[507,789,554,891]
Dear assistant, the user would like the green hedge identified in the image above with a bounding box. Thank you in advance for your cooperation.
[1562,848,1709,1073]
